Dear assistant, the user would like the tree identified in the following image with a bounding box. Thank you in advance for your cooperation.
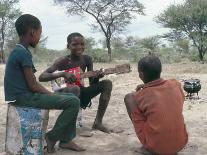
[5,27,18,51]
[54,0,144,61]
[111,37,124,49]
[139,36,161,52]
[175,39,190,54]
[0,0,21,63]
[156,0,207,61]
[125,36,139,49]
[84,37,96,52]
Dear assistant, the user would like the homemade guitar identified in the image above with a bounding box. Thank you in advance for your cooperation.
[51,64,131,91]
[80,63,131,79]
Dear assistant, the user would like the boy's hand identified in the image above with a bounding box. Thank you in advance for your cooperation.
[135,84,144,92]
[94,68,105,79]
[64,72,77,83]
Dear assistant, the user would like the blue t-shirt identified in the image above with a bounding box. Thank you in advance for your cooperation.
[4,44,36,101]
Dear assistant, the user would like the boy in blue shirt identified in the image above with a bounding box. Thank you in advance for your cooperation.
[4,14,85,153]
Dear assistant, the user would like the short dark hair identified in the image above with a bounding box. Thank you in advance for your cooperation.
[138,55,162,81]
[15,14,41,36]
[67,32,83,44]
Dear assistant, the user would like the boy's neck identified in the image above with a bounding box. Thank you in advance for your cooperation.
[144,77,161,84]
[18,37,30,48]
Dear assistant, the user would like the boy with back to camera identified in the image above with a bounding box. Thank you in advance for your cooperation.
[124,55,188,155]
[4,14,85,153]
[39,32,113,133]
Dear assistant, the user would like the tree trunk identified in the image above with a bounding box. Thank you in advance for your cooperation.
[198,49,204,61]
[0,21,5,64]
[106,38,112,62]
[0,46,5,64]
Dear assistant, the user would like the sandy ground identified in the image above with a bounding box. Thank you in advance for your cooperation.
[0,62,207,155]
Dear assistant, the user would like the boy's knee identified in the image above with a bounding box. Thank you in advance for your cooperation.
[66,96,80,110]
[124,93,137,111]
[63,85,80,96]
[71,85,80,96]
[124,93,134,106]
[124,93,133,104]
[102,80,112,91]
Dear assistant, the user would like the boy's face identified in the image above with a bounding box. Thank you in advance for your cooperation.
[30,26,42,48]
[138,71,144,83]
[138,66,145,83]
[68,36,85,57]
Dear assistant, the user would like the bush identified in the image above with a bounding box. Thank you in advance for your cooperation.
[85,48,109,62]
[158,48,183,63]
[32,48,67,64]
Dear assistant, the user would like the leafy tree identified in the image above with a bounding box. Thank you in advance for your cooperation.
[111,37,124,49]
[156,0,207,61]
[54,0,144,61]
[175,39,190,54]
[5,27,18,51]
[84,37,96,52]
[111,37,126,58]
[139,36,161,52]
[124,36,139,49]
[0,0,21,63]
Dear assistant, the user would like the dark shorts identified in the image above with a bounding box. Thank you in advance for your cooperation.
[57,80,112,109]
[80,81,106,109]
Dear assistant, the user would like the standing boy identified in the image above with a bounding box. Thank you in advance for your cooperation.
[39,32,113,133]
[124,55,188,155]
[4,14,85,153]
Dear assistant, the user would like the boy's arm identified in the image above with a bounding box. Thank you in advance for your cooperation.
[39,63,65,82]
[24,67,52,94]
[87,56,104,85]
[39,62,76,83]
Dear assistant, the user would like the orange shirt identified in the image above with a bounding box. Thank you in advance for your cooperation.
[132,78,188,154]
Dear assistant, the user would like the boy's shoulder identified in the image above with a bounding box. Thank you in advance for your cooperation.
[54,55,72,66]
[8,46,31,61]
[166,78,181,86]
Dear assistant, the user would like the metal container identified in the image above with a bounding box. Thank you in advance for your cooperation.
[5,104,49,155]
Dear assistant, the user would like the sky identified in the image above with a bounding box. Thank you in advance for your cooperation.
[19,0,184,50]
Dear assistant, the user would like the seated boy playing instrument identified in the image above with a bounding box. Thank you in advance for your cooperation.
[124,55,188,155]
[39,32,113,133]
[4,14,85,153]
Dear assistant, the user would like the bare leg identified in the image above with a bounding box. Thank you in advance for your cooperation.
[45,134,57,153]
[93,80,112,133]
[124,93,137,121]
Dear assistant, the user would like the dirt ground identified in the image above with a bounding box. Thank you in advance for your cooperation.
[0,62,207,155]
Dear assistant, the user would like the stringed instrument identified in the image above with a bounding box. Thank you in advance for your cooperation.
[80,63,131,78]
[51,64,131,91]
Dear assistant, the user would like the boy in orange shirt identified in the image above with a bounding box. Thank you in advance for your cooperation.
[124,55,188,155]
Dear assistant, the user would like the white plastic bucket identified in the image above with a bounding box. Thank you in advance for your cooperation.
[5,104,49,155]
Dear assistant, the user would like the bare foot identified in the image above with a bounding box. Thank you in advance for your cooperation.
[77,127,93,137]
[134,146,154,155]
[45,135,56,153]
[59,141,86,152]
[92,124,112,133]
